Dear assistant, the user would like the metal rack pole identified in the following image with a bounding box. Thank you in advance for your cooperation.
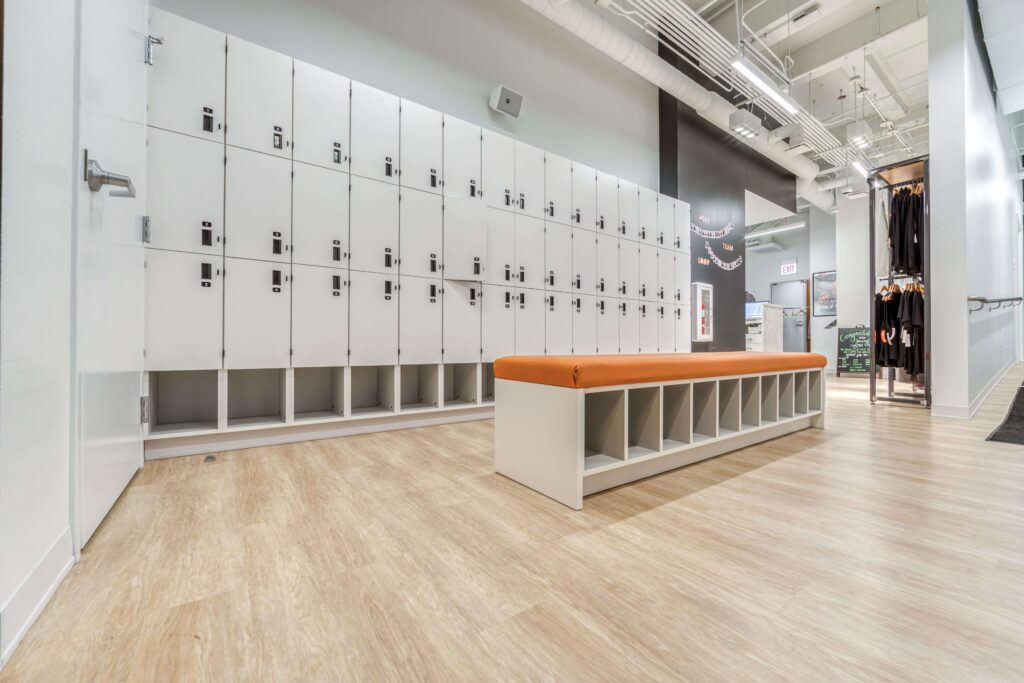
[869,181,877,403]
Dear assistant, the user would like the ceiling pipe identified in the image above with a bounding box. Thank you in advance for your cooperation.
[515,0,835,212]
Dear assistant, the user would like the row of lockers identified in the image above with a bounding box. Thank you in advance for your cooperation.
[145,251,692,371]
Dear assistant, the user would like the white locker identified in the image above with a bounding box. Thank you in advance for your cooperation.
[399,188,442,279]
[514,288,545,355]
[225,147,291,263]
[226,36,292,158]
[572,294,597,355]
[675,199,692,252]
[293,60,350,171]
[544,152,572,225]
[514,141,544,219]
[148,9,226,141]
[572,228,597,295]
[596,297,618,354]
[349,270,398,365]
[145,249,222,371]
[515,215,545,290]
[656,249,675,305]
[485,208,516,286]
[618,180,639,242]
[444,196,486,280]
[638,187,658,244]
[146,127,223,255]
[544,222,572,293]
[443,115,481,200]
[572,162,597,231]
[482,129,515,212]
[224,258,291,369]
[657,304,674,353]
[675,254,692,305]
[350,176,399,274]
[595,170,618,233]
[675,304,692,352]
[638,244,658,301]
[292,264,348,367]
[443,281,482,363]
[596,232,618,297]
[619,299,640,354]
[482,284,515,363]
[545,291,572,355]
[619,241,640,299]
[292,162,348,269]
[398,275,442,365]
[399,100,443,194]
[350,81,400,184]
[657,194,675,248]
[638,302,658,353]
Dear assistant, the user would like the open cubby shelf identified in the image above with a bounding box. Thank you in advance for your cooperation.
[444,363,478,407]
[400,364,441,412]
[227,369,287,429]
[584,390,626,471]
[147,370,219,436]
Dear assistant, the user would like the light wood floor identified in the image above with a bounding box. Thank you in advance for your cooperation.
[4,370,1024,682]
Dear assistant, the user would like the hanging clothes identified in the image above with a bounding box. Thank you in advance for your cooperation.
[887,186,924,275]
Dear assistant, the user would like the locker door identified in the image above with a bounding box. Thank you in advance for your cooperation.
[514,215,545,290]
[350,81,400,184]
[675,199,692,253]
[350,176,399,274]
[349,270,398,365]
[638,302,658,353]
[544,152,572,225]
[443,196,486,280]
[657,304,674,353]
[292,162,348,269]
[399,188,442,279]
[514,141,544,219]
[545,291,572,355]
[596,232,618,297]
[572,228,597,295]
[675,304,692,352]
[146,127,223,255]
[148,9,225,141]
[619,299,639,354]
[572,294,597,355]
[514,288,545,355]
[572,161,597,231]
[618,241,639,299]
[293,60,350,171]
[596,297,618,354]
[443,115,481,200]
[657,194,675,248]
[292,264,348,367]
[638,244,658,301]
[618,180,639,242]
[595,170,618,233]
[226,36,292,158]
[482,285,515,363]
[482,129,514,212]
[399,100,443,194]
[638,187,658,244]
[145,249,222,370]
[399,275,442,365]
[544,222,572,293]
[224,258,291,369]
[225,147,291,263]
[485,208,516,286]
[657,249,675,305]
[443,280,482,363]
[675,254,692,305]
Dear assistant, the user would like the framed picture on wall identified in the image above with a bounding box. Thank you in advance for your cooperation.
[812,270,837,317]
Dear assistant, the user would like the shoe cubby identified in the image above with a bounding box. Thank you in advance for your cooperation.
[443,363,478,407]
[482,363,495,404]
[147,370,219,435]
[808,369,823,412]
[741,377,760,430]
[794,371,809,415]
[227,369,287,428]
[717,378,741,436]
[692,380,718,442]
[400,364,441,412]
[584,390,627,471]
[662,383,692,450]
[779,373,795,419]
[293,367,345,421]
[351,365,397,416]
[627,386,661,459]
[760,374,779,423]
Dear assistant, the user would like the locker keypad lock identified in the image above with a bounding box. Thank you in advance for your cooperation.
[518,292,526,307]
[332,275,343,295]
[504,189,511,207]
[658,232,665,245]
[271,269,282,292]
[430,169,438,188]
[658,286,664,300]
[272,125,286,150]
[469,287,477,305]
[598,216,605,230]
[598,278,605,293]
[202,107,216,133]
[201,221,214,247]
[574,209,581,224]
[504,291,512,307]
[473,257,481,276]
[200,262,213,287]
[469,180,477,197]
[575,275,581,289]
[332,143,345,165]
[640,227,646,240]
[429,284,437,300]
[547,201,555,218]
[518,194,526,210]
[384,280,393,299]
[504,265,512,282]
[430,255,438,273]
[384,248,393,269]
[548,272,555,287]
[548,295,555,310]
[385,156,394,177]
[518,266,525,283]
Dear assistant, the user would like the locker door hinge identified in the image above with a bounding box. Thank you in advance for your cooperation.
[144,35,163,66]
[140,396,151,424]
[141,215,152,243]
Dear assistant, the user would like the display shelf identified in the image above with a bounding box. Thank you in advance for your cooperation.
[147,370,219,434]
[294,367,344,422]
[627,386,661,459]
[351,365,397,416]
[692,381,718,441]
[400,364,441,412]
[779,373,795,419]
[718,378,741,434]
[795,371,809,415]
[760,374,779,423]
[662,382,692,450]
[443,363,478,407]
[584,451,624,472]
[741,377,760,430]
[584,390,626,469]
[227,369,286,429]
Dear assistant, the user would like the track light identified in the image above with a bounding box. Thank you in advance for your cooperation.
[846,120,873,150]
[729,109,763,139]
[731,55,800,115]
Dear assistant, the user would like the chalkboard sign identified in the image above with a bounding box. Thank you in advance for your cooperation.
[837,327,871,374]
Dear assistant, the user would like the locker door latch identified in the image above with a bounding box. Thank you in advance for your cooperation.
[621,282,627,295]
[598,278,605,293]
[202,107,217,133]
[141,215,152,244]
[384,248,393,269]
[639,284,646,298]
[430,255,438,273]
[619,221,626,235]
[640,227,647,240]
[333,240,343,262]
[504,265,512,282]
[676,308,682,320]
[504,291,512,307]
[430,169,438,188]
[201,221,214,247]
[473,257,481,276]
[200,262,213,287]
[385,156,394,177]
[547,202,555,218]
[599,300,605,313]
[273,126,284,150]
[469,287,477,305]
[504,189,511,207]
[272,232,283,255]
[518,292,525,307]
[575,275,581,289]
[658,231,665,245]
[518,266,525,283]
[574,298,581,312]
[333,142,345,164]
[518,194,526,211]
[658,286,664,300]
[332,275,343,296]
[548,295,555,310]
[272,269,282,293]
[548,272,555,287]
[384,279,393,300]
[469,180,477,197]
[675,236,681,249]
[574,209,581,224]
[429,283,437,301]
[598,216,605,230]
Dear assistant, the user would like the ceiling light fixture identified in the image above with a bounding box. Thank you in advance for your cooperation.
[731,55,800,115]
[745,221,806,239]
[729,109,763,139]
[846,120,873,150]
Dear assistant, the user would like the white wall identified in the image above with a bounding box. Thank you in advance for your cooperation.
[152,0,661,189]
[809,207,837,370]
[835,195,870,329]
[745,227,810,302]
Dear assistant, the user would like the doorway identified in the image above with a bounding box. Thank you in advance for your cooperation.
[770,279,809,352]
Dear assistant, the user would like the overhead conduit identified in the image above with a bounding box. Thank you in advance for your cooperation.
[518,0,836,211]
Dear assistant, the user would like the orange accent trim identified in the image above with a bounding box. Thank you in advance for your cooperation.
[493,352,828,389]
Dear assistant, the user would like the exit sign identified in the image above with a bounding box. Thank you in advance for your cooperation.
[780,259,798,276]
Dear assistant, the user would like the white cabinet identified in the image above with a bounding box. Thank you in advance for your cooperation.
[443,281,482,363]
[514,288,545,355]
[399,275,442,365]
[572,162,597,231]
[443,115,481,200]
[148,9,226,141]
[146,127,223,255]
[638,187,658,243]
[482,129,514,212]
[350,176,399,274]
[675,304,692,352]
[572,228,597,295]
[292,264,348,367]
[224,258,291,369]
[639,302,657,353]
[225,147,291,263]
[145,249,222,370]
[350,81,400,184]
[292,162,348,269]
[400,100,443,194]
[484,208,515,286]
[657,194,675,248]
[545,290,572,355]
[596,232,618,297]
[657,249,675,304]
[596,297,618,354]
[618,179,639,242]
[443,196,486,280]
[514,215,545,290]
[226,36,292,158]
[482,284,515,362]
[349,270,398,365]
[544,222,572,293]
[399,188,442,279]
[619,240,639,299]
[657,304,674,353]
[293,60,350,171]
[675,254,692,305]
[675,199,691,253]
[514,141,544,219]
[619,299,639,354]
[595,170,618,233]
[572,294,597,355]
[544,152,572,225]
[638,244,658,301]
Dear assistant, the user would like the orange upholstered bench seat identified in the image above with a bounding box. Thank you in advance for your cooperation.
[494,352,827,389]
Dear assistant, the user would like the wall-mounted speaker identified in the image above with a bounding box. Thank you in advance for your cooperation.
[489,85,523,118]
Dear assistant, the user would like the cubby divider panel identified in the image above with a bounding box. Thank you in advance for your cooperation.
[482,363,495,404]
[584,390,626,471]
[779,373,795,419]
[227,369,287,428]
[718,378,741,435]
[760,374,779,423]
[351,365,397,416]
[795,371,809,415]
[808,369,823,412]
[293,367,344,421]
[400,364,440,412]
[741,377,760,430]
[149,370,219,434]
[627,386,661,459]
[692,381,718,442]
[662,383,692,450]
[443,363,478,406]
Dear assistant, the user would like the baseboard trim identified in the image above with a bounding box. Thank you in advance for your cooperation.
[933,361,1017,420]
